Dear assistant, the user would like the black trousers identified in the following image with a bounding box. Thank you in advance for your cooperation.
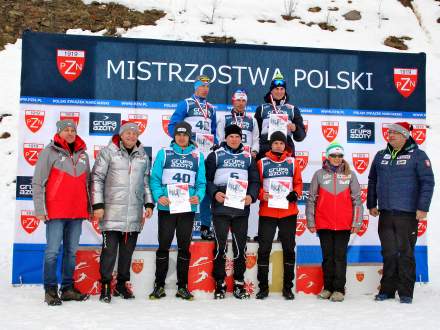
[317,229,351,293]
[378,211,419,298]
[212,214,248,282]
[100,231,139,284]
[257,215,297,290]
[155,210,194,288]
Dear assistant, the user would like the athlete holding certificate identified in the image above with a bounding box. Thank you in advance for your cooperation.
[149,121,206,300]
[205,124,260,299]
[256,131,303,300]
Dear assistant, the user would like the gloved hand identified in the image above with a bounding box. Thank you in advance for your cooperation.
[286,191,298,202]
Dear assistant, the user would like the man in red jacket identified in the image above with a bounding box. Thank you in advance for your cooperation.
[256,131,302,300]
[33,119,90,306]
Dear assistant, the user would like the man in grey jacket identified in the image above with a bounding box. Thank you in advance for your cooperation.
[92,120,154,303]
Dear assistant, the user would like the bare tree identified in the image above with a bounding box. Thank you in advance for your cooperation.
[284,0,298,17]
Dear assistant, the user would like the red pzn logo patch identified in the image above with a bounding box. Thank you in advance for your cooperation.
[245,252,257,269]
[321,121,339,142]
[411,124,426,145]
[382,123,392,142]
[60,112,80,126]
[296,214,307,236]
[352,153,369,175]
[360,184,368,204]
[57,49,85,82]
[295,151,309,171]
[394,68,417,98]
[128,114,148,135]
[25,110,45,133]
[23,143,44,166]
[357,215,369,237]
[93,145,105,160]
[417,219,427,237]
[162,115,171,136]
[131,259,144,274]
[20,210,40,234]
[356,271,365,282]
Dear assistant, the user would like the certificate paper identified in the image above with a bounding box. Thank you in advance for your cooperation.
[268,178,291,209]
[167,183,192,214]
[268,114,288,138]
[224,178,248,210]
[196,133,214,156]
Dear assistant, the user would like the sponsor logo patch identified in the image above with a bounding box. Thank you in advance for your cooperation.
[16,176,33,199]
[89,112,121,136]
[347,121,375,144]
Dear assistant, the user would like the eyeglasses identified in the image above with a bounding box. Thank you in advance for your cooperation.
[272,79,286,87]
[329,154,343,158]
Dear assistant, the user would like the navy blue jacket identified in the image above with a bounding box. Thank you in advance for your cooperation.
[367,137,434,213]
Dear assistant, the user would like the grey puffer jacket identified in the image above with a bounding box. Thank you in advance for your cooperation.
[91,135,154,232]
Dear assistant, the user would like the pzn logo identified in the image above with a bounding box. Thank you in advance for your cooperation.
[23,143,44,166]
[321,121,339,142]
[352,153,369,175]
[57,49,85,82]
[25,110,45,133]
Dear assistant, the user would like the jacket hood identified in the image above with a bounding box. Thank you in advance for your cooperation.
[53,133,86,153]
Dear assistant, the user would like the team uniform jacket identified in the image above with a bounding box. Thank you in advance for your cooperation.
[367,137,434,213]
[205,142,259,217]
[168,94,218,144]
[257,150,302,218]
[150,141,206,212]
[216,110,260,153]
[32,134,90,220]
[91,135,154,233]
[254,93,306,154]
[306,160,363,230]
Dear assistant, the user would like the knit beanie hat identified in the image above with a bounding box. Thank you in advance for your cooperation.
[387,122,412,139]
[326,141,344,158]
[56,119,77,133]
[119,120,140,135]
[173,121,192,139]
[225,124,242,138]
[269,131,287,146]
[194,75,210,91]
[270,73,286,91]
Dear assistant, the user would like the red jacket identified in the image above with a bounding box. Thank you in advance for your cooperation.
[257,150,302,218]
[32,134,90,220]
[305,160,363,230]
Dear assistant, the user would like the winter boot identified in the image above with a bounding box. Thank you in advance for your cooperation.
[233,281,250,300]
[200,225,214,241]
[60,286,89,301]
[114,282,135,299]
[214,280,226,300]
[374,293,395,301]
[400,296,413,304]
[282,287,295,300]
[255,287,269,300]
[99,282,111,303]
[176,286,194,300]
[149,284,166,300]
[45,287,62,306]
[329,291,345,302]
[317,289,332,300]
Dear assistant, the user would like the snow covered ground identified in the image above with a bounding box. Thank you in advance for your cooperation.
[0,0,439,329]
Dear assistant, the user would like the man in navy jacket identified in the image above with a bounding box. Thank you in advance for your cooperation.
[367,122,434,304]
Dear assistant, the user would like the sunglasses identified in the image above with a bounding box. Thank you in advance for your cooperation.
[273,79,286,87]
[198,75,211,83]
[329,154,343,158]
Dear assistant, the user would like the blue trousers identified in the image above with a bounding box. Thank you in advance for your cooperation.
[43,219,83,290]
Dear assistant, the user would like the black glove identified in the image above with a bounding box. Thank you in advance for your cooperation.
[210,144,220,151]
[286,191,298,202]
